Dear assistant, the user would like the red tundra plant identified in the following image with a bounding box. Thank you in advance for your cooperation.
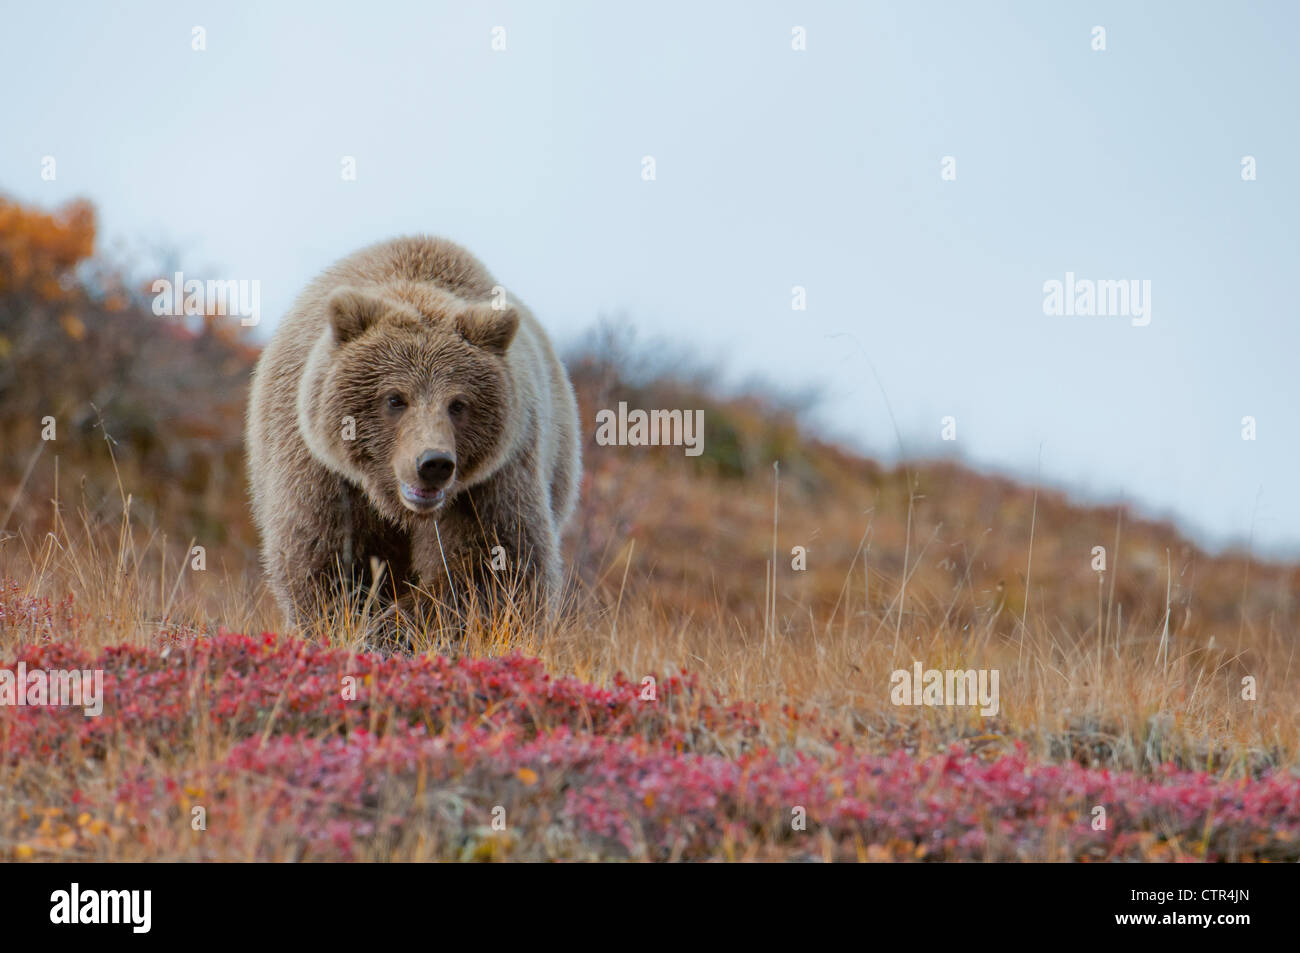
[105,726,1300,862]
[0,581,83,642]
[3,632,1298,861]
[0,631,765,762]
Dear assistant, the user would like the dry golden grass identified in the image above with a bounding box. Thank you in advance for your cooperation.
[2,400,1297,862]
[4,445,1295,784]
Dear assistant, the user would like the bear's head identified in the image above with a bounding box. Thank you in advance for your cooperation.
[297,285,519,524]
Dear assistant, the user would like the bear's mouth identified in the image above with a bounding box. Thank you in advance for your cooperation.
[399,482,446,513]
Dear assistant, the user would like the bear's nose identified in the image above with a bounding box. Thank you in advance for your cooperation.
[416,450,456,488]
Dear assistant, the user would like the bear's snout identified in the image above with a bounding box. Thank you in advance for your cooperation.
[415,449,456,489]
[398,448,454,513]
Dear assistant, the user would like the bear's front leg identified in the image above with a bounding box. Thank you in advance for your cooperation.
[264,474,414,629]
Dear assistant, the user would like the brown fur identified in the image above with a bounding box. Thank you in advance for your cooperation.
[246,236,581,626]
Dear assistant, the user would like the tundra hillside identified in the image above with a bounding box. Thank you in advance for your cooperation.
[2,196,1297,861]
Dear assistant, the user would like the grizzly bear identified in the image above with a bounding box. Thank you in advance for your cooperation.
[246,236,581,628]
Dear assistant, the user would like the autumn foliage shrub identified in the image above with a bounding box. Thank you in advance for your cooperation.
[3,629,1297,862]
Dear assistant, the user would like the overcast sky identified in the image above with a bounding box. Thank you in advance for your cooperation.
[3,1,1297,555]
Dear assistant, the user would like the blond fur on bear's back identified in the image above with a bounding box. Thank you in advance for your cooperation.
[246,236,581,621]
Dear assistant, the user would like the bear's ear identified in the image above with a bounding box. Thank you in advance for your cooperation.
[327,287,386,344]
[456,305,519,355]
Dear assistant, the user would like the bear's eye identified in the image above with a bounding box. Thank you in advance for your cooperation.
[448,398,468,417]
[385,392,408,411]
